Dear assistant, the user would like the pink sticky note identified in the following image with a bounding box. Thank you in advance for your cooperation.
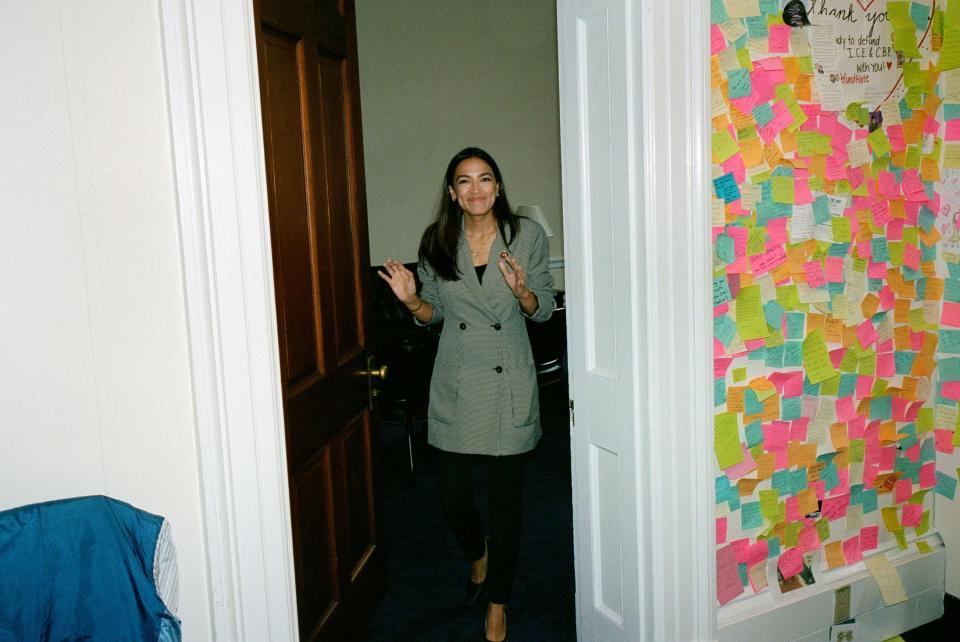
[768,24,791,52]
[948,120,960,141]
[879,287,895,310]
[747,541,769,566]
[942,301,960,327]
[724,443,758,481]
[811,479,826,500]
[804,261,826,287]
[856,320,878,348]
[856,376,874,400]
[778,547,803,580]
[902,503,923,527]
[717,516,728,545]
[880,446,896,470]
[785,496,801,522]
[711,24,726,55]
[717,543,745,606]
[798,523,820,552]
[876,353,895,377]
[842,535,862,563]
[848,416,866,439]
[867,260,887,279]
[821,494,850,521]
[935,429,956,454]
[895,478,913,503]
[763,421,790,452]
[836,397,856,422]
[824,257,844,283]
[790,418,809,441]
[830,348,848,368]
[920,462,936,488]
[910,330,925,351]
[941,381,960,400]
[860,525,880,551]
[715,357,733,379]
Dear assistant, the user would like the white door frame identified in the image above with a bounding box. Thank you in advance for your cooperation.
[557,0,714,640]
[160,0,714,639]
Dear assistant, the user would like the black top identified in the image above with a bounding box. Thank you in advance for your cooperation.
[475,263,487,284]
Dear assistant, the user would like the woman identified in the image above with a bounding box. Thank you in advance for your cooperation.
[378,147,555,641]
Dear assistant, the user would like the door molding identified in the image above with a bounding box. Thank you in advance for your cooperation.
[159,1,297,640]
[557,0,715,639]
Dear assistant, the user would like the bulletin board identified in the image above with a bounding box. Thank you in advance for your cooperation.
[711,0,960,609]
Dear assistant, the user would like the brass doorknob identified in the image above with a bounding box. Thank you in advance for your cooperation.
[365,364,388,381]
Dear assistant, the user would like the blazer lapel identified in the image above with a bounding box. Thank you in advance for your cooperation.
[457,223,498,321]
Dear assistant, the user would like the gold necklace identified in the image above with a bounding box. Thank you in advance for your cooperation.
[468,229,496,258]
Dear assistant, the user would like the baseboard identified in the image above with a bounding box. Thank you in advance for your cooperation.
[718,534,946,642]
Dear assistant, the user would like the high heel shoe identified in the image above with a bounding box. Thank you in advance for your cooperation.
[466,538,489,606]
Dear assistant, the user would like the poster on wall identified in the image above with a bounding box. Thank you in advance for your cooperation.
[710,0,960,612]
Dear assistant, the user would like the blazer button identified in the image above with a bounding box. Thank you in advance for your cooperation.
[459,322,467,330]
[493,323,502,331]
[495,366,503,373]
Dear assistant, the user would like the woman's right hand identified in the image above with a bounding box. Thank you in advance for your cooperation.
[377,259,418,307]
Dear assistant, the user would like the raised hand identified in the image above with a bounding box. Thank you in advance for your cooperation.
[497,251,531,299]
[378,259,418,306]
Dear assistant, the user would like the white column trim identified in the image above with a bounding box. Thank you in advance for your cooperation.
[158,1,298,640]
[632,0,715,640]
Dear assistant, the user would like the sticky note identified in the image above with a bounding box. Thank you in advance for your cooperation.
[736,285,769,340]
[863,554,908,606]
[715,413,744,469]
[803,329,837,384]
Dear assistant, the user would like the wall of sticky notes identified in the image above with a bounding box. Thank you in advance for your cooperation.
[711,0,960,609]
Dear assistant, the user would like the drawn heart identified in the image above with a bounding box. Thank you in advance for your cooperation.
[855,0,877,10]
[887,61,893,69]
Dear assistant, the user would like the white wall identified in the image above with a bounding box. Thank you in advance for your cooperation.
[355,0,564,285]
[0,2,210,638]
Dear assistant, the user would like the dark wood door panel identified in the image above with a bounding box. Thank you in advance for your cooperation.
[255,0,382,638]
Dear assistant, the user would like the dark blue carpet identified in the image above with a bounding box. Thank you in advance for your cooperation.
[364,383,576,641]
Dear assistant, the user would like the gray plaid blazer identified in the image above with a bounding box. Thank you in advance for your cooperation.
[417,217,555,456]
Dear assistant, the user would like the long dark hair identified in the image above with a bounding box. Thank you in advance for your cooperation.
[418,147,520,281]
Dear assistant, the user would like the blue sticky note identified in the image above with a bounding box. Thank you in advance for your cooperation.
[940,357,960,381]
[753,103,774,127]
[716,233,736,263]
[861,489,878,513]
[895,351,917,375]
[839,373,858,397]
[870,395,892,420]
[745,420,763,448]
[813,196,831,223]
[715,475,732,503]
[783,341,803,367]
[803,378,821,396]
[741,501,763,529]
[745,388,764,415]
[850,484,863,505]
[871,237,890,263]
[714,173,741,203]
[713,275,732,306]
[949,261,960,279]
[781,396,801,420]
[714,315,738,346]
[945,279,960,303]
[920,436,936,463]
[790,469,808,494]
[759,0,779,14]
[711,0,729,23]
[898,423,918,450]
[715,378,727,406]
[911,2,930,30]
[766,345,785,368]
[820,462,839,491]
[945,104,960,120]
[918,206,936,232]
[896,457,920,482]
[764,300,785,329]
[745,15,768,38]
[766,536,781,558]
[940,330,960,354]
[771,470,792,495]
[786,312,805,340]
[727,69,752,99]
[935,471,958,500]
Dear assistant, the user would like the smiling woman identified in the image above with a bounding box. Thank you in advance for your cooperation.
[377,147,556,641]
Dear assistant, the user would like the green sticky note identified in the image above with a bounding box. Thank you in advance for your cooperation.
[713,129,739,163]
[832,217,852,243]
[803,328,837,384]
[714,412,744,469]
[772,176,795,204]
[733,367,747,382]
[867,128,892,157]
[736,285,769,340]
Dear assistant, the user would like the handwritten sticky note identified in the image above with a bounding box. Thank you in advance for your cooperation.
[716,543,745,606]
[715,412,744,469]
[736,285,768,340]
[867,128,892,157]
[803,328,837,384]
[727,68,752,99]
[863,553,908,606]
[713,129,739,163]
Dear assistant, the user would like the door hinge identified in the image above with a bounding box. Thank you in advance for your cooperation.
[569,399,575,426]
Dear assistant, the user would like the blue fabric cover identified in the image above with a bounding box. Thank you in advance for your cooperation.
[0,495,181,642]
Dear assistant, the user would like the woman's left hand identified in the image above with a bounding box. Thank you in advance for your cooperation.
[498,251,532,300]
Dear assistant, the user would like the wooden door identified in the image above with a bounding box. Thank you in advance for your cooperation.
[253,0,384,639]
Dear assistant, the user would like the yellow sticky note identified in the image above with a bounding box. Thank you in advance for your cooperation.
[802,328,837,384]
[863,554,908,606]
[944,144,960,169]
[772,176,795,204]
[832,217,852,243]
[735,285,768,340]
[714,412,744,469]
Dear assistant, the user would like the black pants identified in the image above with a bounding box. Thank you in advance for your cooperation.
[435,448,529,604]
